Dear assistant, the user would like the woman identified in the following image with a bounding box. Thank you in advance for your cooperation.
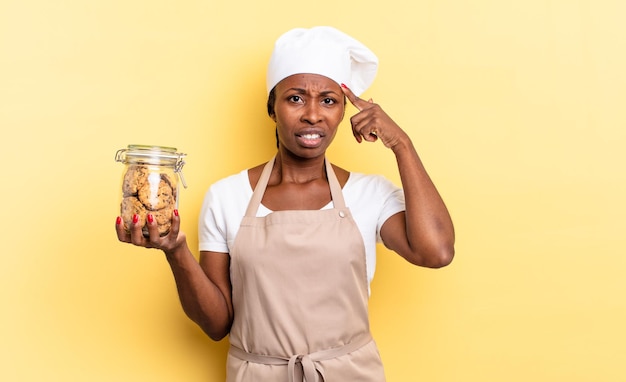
[116,26,455,381]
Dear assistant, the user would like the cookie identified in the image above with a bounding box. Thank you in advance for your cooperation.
[138,176,175,211]
[153,206,174,236]
[120,196,147,233]
[160,173,177,200]
[122,165,149,196]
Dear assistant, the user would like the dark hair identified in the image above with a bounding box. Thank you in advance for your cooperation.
[267,87,276,118]
[267,88,278,148]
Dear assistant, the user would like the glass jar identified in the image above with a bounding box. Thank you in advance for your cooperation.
[115,145,187,236]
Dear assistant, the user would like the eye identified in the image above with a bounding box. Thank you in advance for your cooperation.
[322,97,336,105]
[288,95,303,103]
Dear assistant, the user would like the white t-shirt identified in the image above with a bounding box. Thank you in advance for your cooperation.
[198,169,405,287]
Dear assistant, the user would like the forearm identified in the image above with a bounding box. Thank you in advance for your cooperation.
[391,134,455,267]
[164,244,232,340]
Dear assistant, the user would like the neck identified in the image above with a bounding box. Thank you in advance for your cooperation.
[273,151,327,185]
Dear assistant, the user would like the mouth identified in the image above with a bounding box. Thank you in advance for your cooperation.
[296,132,324,147]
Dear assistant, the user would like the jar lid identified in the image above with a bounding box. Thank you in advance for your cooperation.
[115,144,188,188]
[116,144,183,161]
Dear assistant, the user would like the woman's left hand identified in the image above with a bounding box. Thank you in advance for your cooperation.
[341,84,407,149]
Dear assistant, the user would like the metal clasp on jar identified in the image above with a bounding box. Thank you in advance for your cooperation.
[174,155,187,189]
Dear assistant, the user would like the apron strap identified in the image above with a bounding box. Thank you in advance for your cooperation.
[229,332,373,382]
[245,154,347,217]
[244,155,275,217]
[325,157,346,210]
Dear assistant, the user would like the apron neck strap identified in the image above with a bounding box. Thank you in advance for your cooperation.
[325,156,346,209]
[245,154,346,217]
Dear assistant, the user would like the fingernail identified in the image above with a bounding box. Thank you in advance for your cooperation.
[147,214,154,223]
[116,216,122,225]
[174,209,179,217]
[132,214,139,224]
[341,83,348,88]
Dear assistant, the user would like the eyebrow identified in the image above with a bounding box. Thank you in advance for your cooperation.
[287,87,340,96]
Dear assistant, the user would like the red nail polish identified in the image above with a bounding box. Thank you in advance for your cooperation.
[116,216,122,225]
[341,83,348,88]
[132,214,139,224]
[174,209,179,217]
[147,214,154,223]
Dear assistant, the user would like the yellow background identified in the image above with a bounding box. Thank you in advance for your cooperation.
[2,0,625,381]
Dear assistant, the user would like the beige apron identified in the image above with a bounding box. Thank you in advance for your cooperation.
[226,155,386,382]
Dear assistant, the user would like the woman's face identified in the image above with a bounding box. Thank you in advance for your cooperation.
[271,73,345,159]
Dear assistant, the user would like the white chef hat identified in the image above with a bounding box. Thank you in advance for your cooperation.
[266,26,378,96]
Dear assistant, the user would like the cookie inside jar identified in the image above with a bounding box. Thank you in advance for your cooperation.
[121,165,177,236]
[116,145,186,237]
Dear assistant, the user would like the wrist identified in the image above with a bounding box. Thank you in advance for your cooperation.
[388,132,413,153]
[164,236,189,261]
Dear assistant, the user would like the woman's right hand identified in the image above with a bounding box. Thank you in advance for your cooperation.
[115,212,231,339]
[115,210,187,256]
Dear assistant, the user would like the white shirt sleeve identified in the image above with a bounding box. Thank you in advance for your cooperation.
[198,170,251,253]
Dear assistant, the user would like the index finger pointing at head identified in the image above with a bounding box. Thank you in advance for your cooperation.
[341,83,367,111]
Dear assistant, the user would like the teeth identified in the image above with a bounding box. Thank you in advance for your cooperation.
[301,134,320,139]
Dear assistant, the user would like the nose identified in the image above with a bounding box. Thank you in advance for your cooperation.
[301,103,322,125]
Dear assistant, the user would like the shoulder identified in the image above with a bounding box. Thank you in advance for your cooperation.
[209,169,250,193]
[343,171,405,216]
[344,171,401,194]
[204,169,254,208]
[201,169,251,222]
